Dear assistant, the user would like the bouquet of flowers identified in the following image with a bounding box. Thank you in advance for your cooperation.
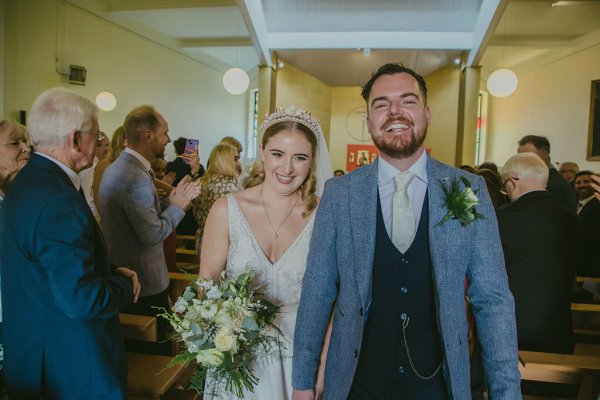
[158,270,282,397]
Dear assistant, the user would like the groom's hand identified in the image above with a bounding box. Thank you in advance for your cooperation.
[292,388,315,400]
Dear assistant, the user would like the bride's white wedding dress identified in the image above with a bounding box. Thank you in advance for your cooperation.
[203,194,315,400]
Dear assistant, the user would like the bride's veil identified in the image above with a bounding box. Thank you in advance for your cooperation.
[314,133,333,197]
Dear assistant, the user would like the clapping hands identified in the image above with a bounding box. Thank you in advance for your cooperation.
[591,174,600,201]
[169,175,201,211]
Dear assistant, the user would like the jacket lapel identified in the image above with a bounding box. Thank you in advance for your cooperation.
[349,161,379,308]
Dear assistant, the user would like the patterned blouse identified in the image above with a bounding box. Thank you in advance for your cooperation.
[192,175,238,254]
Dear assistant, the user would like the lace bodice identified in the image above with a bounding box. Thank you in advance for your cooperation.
[225,194,314,312]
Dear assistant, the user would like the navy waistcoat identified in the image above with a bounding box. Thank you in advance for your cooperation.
[348,191,448,399]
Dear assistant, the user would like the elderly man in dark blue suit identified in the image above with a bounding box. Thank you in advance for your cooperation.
[0,87,140,399]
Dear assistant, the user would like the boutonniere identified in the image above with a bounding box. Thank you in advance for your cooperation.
[436,176,484,227]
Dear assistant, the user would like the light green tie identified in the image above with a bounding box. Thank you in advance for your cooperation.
[392,172,415,253]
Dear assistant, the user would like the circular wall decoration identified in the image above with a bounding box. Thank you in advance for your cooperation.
[345,106,371,142]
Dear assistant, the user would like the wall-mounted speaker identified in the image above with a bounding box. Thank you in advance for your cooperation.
[69,65,86,85]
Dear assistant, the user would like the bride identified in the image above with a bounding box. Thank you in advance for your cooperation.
[199,107,332,400]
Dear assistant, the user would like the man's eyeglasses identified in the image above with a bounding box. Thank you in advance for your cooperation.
[500,177,519,195]
[79,130,106,146]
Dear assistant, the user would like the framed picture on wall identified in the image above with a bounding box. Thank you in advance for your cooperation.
[587,80,600,160]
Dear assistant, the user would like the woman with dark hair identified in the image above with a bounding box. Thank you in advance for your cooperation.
[199,107,332,399]
[475,167,508,209]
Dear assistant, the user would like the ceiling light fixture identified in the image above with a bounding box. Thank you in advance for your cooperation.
[487,8,518,98]
[96,91,117,111]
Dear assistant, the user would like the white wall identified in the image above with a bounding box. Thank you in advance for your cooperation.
[2,0,250,163]
[485,44,600,171]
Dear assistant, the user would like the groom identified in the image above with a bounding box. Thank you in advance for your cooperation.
[292,64,520,399]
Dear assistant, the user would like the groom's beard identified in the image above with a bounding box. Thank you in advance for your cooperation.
[372,121,427,159]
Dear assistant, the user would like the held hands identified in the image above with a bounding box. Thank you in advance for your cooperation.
[114,267,141,303]
[181,153,201,176]
[169,175,201,211]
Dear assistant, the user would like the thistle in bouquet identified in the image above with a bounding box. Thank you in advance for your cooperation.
[158,269,282,397]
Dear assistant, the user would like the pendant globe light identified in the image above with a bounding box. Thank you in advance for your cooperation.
[487,7,518,98]
[96,91,117,111]
[223,13,249,95]
[223,67,249,95]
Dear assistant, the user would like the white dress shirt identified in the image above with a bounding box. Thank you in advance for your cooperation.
[377,151,428,245]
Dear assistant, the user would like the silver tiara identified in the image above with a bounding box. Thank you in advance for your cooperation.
[259,106,322,144]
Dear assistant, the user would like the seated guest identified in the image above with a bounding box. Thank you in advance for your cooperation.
[497,153,579,354]
[574,170,600,277]
[334,169,345,177]
[192,142,239,255]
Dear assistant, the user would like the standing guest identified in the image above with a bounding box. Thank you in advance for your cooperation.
[559,161,580,183]
[166,136,203,236]
[192,142,240,255]
[96,133,110,160]
[517,135,577,210]
[292,64,520,400]
[477,161,499,175]
[0,88,139,398]
[166,136,204,185]
[574,170,600,277]
[0,119,31,390]
[93,126,127,216]
[475,167,508,209]
[496,153,577,354]
[100,105,200,355]
[220,136,243,173]
[151,158,178,272]
[79,130,107,219]
[334,169,345,177]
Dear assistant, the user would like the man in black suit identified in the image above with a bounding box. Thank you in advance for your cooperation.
[497,152,579,354]
[574,170,600,277]
[517,135,577,211]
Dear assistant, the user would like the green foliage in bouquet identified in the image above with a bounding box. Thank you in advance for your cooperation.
[158,269,282,397]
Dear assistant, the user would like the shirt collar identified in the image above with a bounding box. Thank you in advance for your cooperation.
[124,147,152,172]
[579,195,595,207]
[35,151,81,190]
[378,150,428,187]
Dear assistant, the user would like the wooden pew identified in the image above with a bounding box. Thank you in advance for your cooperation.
[519,347,600,400]
[120,313,157,342]
[169,271,197,305]
[127,353,196,400]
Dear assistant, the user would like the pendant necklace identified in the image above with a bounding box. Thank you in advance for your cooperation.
[260,187,301,239]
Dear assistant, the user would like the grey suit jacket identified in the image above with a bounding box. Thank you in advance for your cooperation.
[293,155,521,400]
[100,151,185,297]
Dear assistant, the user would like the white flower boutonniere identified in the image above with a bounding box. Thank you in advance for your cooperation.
[436,176,484,227]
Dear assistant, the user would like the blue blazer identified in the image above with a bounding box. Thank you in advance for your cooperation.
[0,154,133,399]
[292,155,521,400]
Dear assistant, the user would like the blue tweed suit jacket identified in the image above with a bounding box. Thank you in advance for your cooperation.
[100,151,185,297]
[0,154,133,399]
[293,155,521,400]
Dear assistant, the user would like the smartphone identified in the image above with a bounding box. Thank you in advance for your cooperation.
[183,139,199,163]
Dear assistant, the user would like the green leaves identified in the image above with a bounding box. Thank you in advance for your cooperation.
[436,176,485,227]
